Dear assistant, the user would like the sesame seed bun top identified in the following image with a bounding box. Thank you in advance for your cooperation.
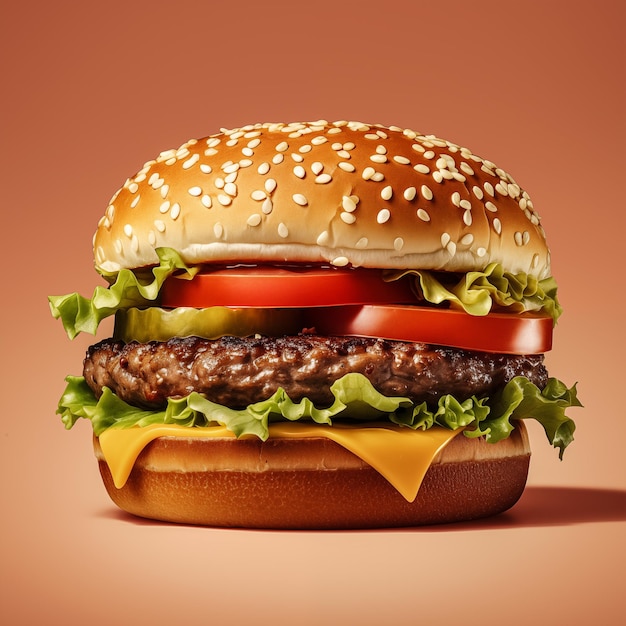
[93,120,550,278]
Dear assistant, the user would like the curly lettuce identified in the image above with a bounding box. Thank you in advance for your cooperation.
[385,263,561,323]
[57,373,580,458]
[48,248,197,339]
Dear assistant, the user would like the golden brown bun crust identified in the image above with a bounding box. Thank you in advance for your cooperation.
[94,423,530,529]
[94,121,550,278]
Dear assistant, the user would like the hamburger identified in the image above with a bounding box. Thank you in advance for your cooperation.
[50,120,580,528]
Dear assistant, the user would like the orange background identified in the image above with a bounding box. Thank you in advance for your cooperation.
[1,1,624,624]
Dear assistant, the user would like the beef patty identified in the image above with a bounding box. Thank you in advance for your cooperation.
[83,335,548,409]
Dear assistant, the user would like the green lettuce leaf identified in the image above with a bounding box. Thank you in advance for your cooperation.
[48,248,197,339]
[385,262,562,323]
[57,373,579,456]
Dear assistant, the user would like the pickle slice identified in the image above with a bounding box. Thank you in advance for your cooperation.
[114,307,305,342]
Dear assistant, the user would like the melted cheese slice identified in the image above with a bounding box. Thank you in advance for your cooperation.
[99,423,461,502]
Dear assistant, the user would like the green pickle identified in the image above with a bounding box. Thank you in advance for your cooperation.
[114,307,305,342]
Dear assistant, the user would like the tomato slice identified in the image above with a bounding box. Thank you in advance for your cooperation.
[161,267,417,308]
[308,305,552,354]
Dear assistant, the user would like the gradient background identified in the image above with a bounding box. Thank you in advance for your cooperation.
[2,1,624,624]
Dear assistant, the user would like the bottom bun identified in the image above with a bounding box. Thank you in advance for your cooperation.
[94,423,530,529]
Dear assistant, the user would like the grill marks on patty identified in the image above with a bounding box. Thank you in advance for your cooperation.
[83,335,549,410]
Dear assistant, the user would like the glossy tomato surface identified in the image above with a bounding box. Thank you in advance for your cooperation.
[161,266,417,308]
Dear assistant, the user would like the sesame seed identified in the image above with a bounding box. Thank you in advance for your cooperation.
[495,182,509,196]
[356,237,369,248]
[432,171,444,183]
[381,185,393,200]
[376,145,387,155]
[294,165,306,179]
[441,232,451,248]
[343,142,356,150]
[421,184,433,200]
[493,218,502,235]
[248,138,261,149]
[131,196,140,208]
[460,162,475,176]
[338,162,355,172]
[204,148,218,157]
[225,172,237,183]
[371,172,385,182]
[276,141,289,152]
[417,208,430,222]
[265,178,277,193]
[477,247,487,257]
[393,155,411,165]
[201,195,212,208]
[291,153,304,163]
[423,150,435,159]
[377,208,391,224]
[341,212,356,224]
[159,201,170,213]
[331,256,350,267]
[278,222,289,238]
[414,164,430,174]
[327,127,342,135]
[370,154,387,164]
[331,142,343,150]
[114,239,122,254]
[200,164,212,174]
[222,163,239,174]
[446,241,457,256]
[337,150,351,159]
[472,185,484,200]
[317,231,330,245]
[362,167,375,180]
[365,133,379,140]
[394,237,404,251]
[247,214,262,227]
[258,162,270,175]
[154,220,166,232]
[404,187,417,201]
[239,158,253,168]
[262,198,273,214]
[160,184,169,199]
[214,178,224,189]
[463,209,472,225]
[485,201,498,212]
[316,173,332,184]
[272,154,284,165]
[311,136,327,145]
[182,154,199,169]
[188,186,202,197]
[251,190,267,201]
[224,182,237,196]
[129,182,139,193]
[311,161,324,175]
[217,194,232,206]
[293,193,308,206]
[214,222,223,238]
[170,203,181,220]
[460,199,472,210]
[484,182,495,196]
[342,196,357,212]
[124,224,133,237]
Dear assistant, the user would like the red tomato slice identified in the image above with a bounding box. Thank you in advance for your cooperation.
[308,305,552,354]
[161,267,417,308]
